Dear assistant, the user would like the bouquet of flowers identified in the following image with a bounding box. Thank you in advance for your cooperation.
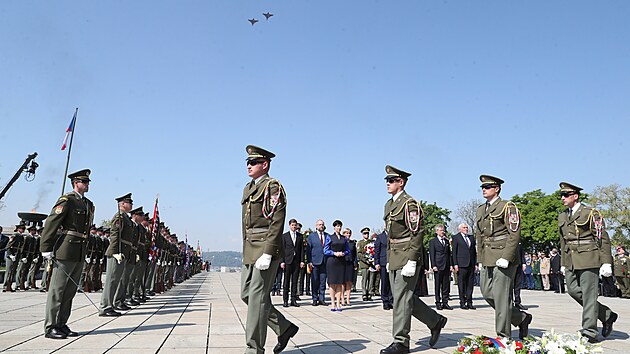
[364,241,376,272]
[455,330,602,354]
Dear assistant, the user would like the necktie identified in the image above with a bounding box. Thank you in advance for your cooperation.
[320,233,324,246]
[485,202,490,212]
[440,238,445,247]
[568,208,572,219]
[464,234,470,248]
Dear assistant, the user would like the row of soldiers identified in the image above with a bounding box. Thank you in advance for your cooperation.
[2,223,44,292]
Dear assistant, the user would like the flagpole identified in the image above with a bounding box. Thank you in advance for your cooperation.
[61,107,79,195]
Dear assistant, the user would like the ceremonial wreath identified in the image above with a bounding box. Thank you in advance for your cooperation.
[454,330,603,354]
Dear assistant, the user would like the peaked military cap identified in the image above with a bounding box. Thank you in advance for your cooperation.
[15,223,26,231]
[144,212,150,220]
[361,227,370,234]
[115,193,133,203]
[559,182,583,194]
[90,224,97,230]
[27,224,37,231]
[385,165,411,180]
[68,169,91,182]
[246,145,276,160]
[479,175,504,187]
[130,206,144,215]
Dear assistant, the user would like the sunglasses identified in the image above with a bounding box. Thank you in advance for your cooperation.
[385,177,401,184]
[560,192,576,198]
[362,232,369,235]
[247,159,264,166]
[481,184,498,190]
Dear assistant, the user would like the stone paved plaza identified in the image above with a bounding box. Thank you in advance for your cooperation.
[0,272,628,353]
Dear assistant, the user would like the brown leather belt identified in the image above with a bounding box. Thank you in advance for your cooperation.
[390,237,411,244]
[64,230,87,239]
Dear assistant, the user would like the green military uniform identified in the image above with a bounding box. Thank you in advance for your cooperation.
[383,166,444,352]
[27,232,43,289]
[90,230,104,291]
[357,228,377,300]
[79,228,97,292]
[240,145,296,354]
[16,229,35,290]
[116,206,142,307]
[3,225,25,292]
[41,169,94,337]
[129,216,149,301]
[99,193,135,316]
[558,182,617,340]
[475,175,529,338]
[613,249,629,298]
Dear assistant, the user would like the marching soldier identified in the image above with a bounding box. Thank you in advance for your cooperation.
[558,182,618,342]
[99,193,134,317]
[476,175,531,339]
[40,169,94,339]
[3,223,26,292]
[241,145,298,354]
[380,165,446,354]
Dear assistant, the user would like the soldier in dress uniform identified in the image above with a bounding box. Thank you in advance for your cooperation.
[78,225,97,292]
[118,206,143,308]
[613,245,629,298]
[380,165,447,354]
[99,193,134,317]
[475,175,531,339]
[16,224,36,290]
[558,182,618,342]
[90,227,104,291]
[3,223,26,292]
[357,227,376,301]
[27,226,44,289]
[241,145,298,354]
[40,169,94,339]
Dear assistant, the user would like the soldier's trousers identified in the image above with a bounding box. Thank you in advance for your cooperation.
[27,258,42,288]
[565,268,614,339]
[115,260,134,306]
[241,260,293,354]
[615,276,630,297]
[128,261,147,299]
[16,259,30,287]
[44,259,81,332]
[389,267,440,347]
[78,260,90,290]
[480,264,527,338]
[361,268,376,296]
[145,261,157,291]
[3,256,17,289]
[100,257,126,313]
[40,259,50,289]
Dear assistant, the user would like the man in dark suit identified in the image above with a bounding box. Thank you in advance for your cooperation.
[452,223,477,310]
[374,230,393,310]
[306,219,328,306]
[550,248,564,293]
[280,219,304,307]
[429,224,453,310]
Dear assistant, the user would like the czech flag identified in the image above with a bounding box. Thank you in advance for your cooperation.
[61,113,76,150]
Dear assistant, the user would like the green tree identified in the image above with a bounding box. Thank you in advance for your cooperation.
[511,190,567,253]
[420,201,451,250]
[590,184,630,246]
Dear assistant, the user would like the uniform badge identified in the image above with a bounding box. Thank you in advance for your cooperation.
[409,211,418,223]
[54,205,64,214]
[269,192,280,207]
[507,207,520,232]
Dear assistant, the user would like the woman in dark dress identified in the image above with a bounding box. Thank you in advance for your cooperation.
[324,220,350,311]
[342,228,356,306]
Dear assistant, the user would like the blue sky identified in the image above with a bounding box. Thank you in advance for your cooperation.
[1,1,629,251]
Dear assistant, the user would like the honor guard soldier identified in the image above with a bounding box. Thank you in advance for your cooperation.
[613,245,629,298]
[78,225,97,292]
[380,165,446,354]
[16,224,36,290]
[90,227,104,291]
[357,227,377,301]
[123,206,144,306]
[27,226,44,289]
[558,182,618,342]
[99,193,134,317]
[40,169,94,339]
[241,145,298,354]
[476,175,531,339]
[3,223,26,292]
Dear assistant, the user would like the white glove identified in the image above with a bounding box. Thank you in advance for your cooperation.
[136,255,140,262]
[495,258,509,269]
[168,261,172,265]
[386,263,389,272]
[599,263,613,277]
[157,260,161,266]
[41,252,52,260]
[177,261,181,266]
[254,253,272,270]
[86,257,91,264]
[401,260,417,277]
[477,263,483,269]
[21,257,28,263]
[113,253,124,264]
[100,259,103,264]
[9,255,16,262]
[560,266,566,275]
